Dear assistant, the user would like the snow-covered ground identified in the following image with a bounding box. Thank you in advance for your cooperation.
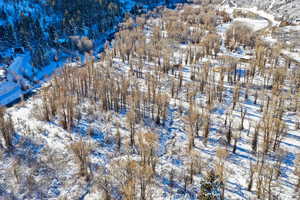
[0,82,21,106]
[282,25,300,32]
[222,4,300,64]
[233,17,269,32]
[282,50,300,63]
[226,0,300,24]
[1,2,300,200]
[0,0,188,107]
[0,52,63,106]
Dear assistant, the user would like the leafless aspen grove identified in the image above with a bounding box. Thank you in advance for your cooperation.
[1,1,300,200]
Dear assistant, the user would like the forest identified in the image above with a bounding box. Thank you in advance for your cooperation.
[0,0,300,199]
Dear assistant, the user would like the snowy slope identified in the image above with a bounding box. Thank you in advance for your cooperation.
[226,0,300,23]
[0,0,187,106]
[1,3,299,199]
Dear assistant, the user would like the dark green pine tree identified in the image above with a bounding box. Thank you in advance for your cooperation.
[33,19,43,41]
[18,25,29,47]
[4,24,16,46]
[198,170,222,200]
[47,25,58,45]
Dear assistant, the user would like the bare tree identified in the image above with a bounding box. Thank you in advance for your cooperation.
[70,140,91,180]
[0,107,14,150]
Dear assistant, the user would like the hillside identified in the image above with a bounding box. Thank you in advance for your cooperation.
[224,0,300,23]
[0,0,186,106]
[0,0,300,200]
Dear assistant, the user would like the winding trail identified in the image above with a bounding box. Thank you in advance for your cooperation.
[235,8,300,65]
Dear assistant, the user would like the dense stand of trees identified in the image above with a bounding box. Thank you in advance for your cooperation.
[0,0,122,68]
[1,1,300,199]
[32,3,300,199]
[0,0,190,68]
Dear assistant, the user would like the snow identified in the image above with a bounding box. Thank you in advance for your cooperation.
[5,44,300,198]
[0,68,5,77]
[0,81,21,106]
[0,1,300,200]
[268,0,275,10]
[222,2,300,66]
[221,4,280,26]
[282,25,300,32]
[8,52,33,79]
[282,50,300,63]
[264,35,278,44]
[0,0,171,107]
[233,17,269,32]
[119,0,136,10]
[237,7,280,26]
[0,51,63,106]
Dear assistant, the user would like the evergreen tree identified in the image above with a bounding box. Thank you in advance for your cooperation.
[198,170,222,200]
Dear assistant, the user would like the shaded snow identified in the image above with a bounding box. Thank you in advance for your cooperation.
[0,81,21,106]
